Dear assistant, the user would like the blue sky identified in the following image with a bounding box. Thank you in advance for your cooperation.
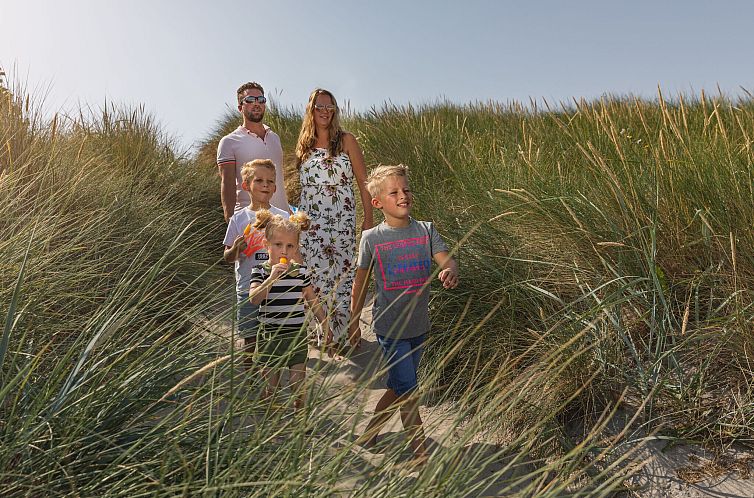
[2,0,753,152]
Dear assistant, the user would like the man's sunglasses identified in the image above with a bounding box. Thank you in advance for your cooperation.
[314,104,336,112]
[241,95,267,104]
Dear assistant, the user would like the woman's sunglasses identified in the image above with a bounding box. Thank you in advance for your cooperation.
[314,104,336,112]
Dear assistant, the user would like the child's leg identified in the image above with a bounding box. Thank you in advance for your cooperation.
[261,368,281,400]
[401,334,427,458]
[242,337,256,370]
[356,335,418,446]
[288,362,306,410]
[380,334,427,459]
[356,388,399,446]
[398,394,428,460]
[237,295,259,371]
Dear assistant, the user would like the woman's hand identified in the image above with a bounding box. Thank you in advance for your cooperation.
[323,323,343,360]
[323,324,334,346]
[348,320,362,349]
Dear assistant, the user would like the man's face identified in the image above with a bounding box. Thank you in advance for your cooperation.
[238,88,265,123]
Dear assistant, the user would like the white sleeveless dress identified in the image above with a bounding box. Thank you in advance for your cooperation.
[299,148,356,344]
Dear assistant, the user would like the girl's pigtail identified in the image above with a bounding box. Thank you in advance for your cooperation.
[290,211,311,232]
[253,209,273,230]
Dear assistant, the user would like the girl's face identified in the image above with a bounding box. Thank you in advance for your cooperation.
[266,229,299,263]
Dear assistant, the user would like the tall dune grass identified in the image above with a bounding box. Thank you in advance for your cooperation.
[201,90,754,451]
[353,94,754,446]
[2,83,641,496]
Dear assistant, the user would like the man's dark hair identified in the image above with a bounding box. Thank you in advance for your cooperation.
[237,82,264,104]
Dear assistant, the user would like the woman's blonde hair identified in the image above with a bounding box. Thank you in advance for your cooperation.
[295,88,343,166]
[253,209,311,241]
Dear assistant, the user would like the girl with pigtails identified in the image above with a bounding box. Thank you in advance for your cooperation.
[249,209,332,409]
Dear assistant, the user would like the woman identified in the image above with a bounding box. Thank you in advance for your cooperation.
[295,88,374,349]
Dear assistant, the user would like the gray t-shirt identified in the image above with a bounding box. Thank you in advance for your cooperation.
[357,218,448,339]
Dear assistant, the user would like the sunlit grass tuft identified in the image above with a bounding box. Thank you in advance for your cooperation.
[2,79,752,495]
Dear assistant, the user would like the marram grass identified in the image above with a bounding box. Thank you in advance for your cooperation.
[1,80,752,496]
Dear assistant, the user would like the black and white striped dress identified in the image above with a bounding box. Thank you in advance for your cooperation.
[249,265,311,334]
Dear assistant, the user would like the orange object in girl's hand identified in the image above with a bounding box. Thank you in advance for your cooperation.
[244,224,252,236]
[279,257,288,264]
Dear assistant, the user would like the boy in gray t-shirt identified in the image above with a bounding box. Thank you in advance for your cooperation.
[350,164,459,464]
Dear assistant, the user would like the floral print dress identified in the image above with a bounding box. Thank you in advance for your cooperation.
[299,148,356,345]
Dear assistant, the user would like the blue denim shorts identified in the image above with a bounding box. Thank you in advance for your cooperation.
[236,293,259,339]
[376,334,425,396]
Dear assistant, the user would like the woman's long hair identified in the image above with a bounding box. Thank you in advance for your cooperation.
[295,88,344,167]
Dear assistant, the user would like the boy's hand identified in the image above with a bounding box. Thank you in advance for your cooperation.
[438,267,459,289]
[224,235,246,262]
[231,235,246,252]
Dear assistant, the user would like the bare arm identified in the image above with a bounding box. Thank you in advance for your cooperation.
[302,286,332,344]
[223,236,245,263]
[220,163,237,222]
[248,282,268,305]
[432,251,459,289]
[349,267,371,345]
[343,133,374,230]
[270,142,289,211]
[248,262,288,304]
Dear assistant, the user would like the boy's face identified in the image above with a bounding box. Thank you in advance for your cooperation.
[265,229,299,263]
[242,167,276,205]
[372,175,412,222]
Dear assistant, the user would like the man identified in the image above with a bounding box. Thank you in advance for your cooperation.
[217,82,289,221]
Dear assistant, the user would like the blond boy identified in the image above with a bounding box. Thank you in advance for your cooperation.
[350,164,459,463]
[223,159,288,361]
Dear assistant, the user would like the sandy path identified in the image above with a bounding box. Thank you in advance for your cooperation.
[316,300,754,496]
[212,296,754,496]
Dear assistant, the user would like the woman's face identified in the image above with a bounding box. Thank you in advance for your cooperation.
[313,93,335,129]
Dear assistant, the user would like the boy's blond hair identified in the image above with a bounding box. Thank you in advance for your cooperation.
[365,164,409,198]
[253,209,310,242]
[241,159,276,185]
